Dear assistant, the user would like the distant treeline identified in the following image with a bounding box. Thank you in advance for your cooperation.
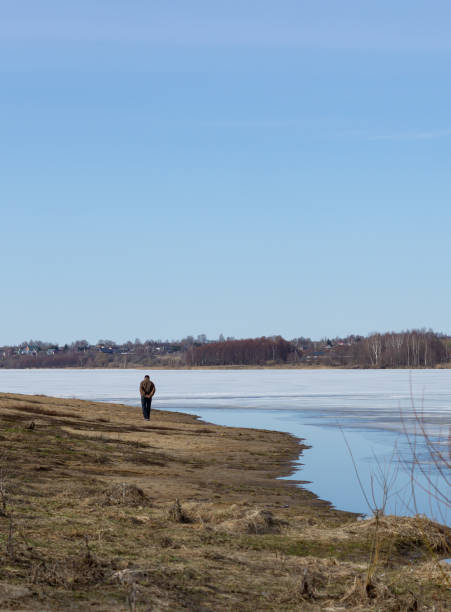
[343,330,448,368]
[186,330,449,368]
[1,329,450,369]
[185,336,293,366]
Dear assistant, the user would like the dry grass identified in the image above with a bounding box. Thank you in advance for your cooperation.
[166,499,191,523]
[0,392,449,611]
[344,515,451,555]
[95,483,151,507]
[30,541,110,589]
[213,508,282,535]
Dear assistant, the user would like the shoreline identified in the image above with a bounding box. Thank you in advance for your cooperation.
[0,392,339,515]
[1,364,451,370]
[0,393,449,609]
[2,368,449,521]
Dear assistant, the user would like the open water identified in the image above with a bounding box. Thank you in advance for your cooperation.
[0,368,449,523]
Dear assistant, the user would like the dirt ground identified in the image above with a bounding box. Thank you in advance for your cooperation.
[0,392,449,611]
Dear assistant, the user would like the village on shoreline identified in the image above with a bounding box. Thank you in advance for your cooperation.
[1,328,451,370]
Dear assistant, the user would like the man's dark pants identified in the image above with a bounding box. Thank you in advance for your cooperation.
[141,396,152,420]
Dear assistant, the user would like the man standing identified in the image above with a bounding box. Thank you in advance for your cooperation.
[139,375,156,421]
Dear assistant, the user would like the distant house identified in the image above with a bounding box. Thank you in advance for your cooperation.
[19,345,39,355]
[100,347,114,354]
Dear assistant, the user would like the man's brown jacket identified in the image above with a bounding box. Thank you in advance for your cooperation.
[140,379,155,397]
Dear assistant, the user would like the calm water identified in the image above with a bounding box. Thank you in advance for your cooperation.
[1,368,449,523]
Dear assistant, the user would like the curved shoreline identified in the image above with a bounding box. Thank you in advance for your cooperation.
[1,392,449,610]
[0,392,346,519]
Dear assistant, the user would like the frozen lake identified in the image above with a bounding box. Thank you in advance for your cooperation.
[0,368,449,523]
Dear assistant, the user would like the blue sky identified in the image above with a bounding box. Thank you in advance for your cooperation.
[2,1,451,344]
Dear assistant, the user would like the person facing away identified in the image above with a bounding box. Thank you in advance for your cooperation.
[139,375,156,421]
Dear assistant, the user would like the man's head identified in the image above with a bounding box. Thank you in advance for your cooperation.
[144,375,150,380]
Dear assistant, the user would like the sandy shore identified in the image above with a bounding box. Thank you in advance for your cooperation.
[0,393,449,610]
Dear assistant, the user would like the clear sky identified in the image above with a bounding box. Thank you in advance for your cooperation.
[2,1,451,345]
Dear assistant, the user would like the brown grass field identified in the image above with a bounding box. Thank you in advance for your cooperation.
[0,393,449,611]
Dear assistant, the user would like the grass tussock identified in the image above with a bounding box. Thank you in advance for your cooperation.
[184,501,246,525]
[219,508,282,534]
[181,502,283,534]
[345,515,451,555]
[97,483,150,507]
[166,499,191,523]
[30,544,110,589]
